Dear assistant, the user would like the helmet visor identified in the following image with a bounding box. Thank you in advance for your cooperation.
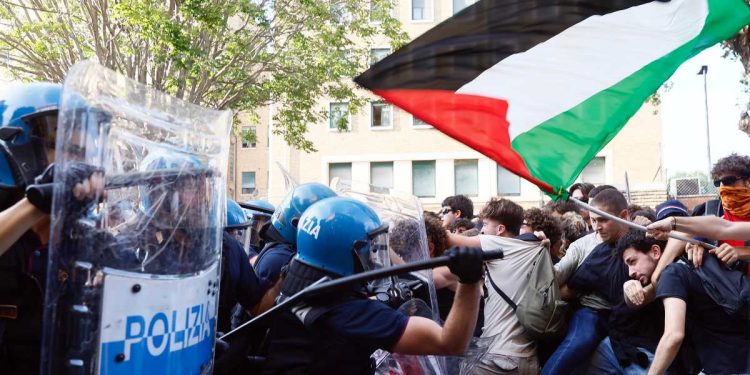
[23,109,58,150]
[354,223,391,273]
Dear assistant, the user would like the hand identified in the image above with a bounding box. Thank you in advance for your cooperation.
[623,279,646,307]
[709,243,738,267]
[446,246,484,284]
[646,219,671,240]
[686,243,705,268]
[632,215,652,227]
[25,164,56,213]
[534,231,551,249]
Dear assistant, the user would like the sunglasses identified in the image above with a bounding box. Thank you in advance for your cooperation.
[713,175,748,187]
[438,207,453,215]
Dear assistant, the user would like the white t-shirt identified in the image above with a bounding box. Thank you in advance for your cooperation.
[479,235,542,358]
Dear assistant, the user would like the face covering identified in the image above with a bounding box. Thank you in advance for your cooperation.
[719,185,750,218]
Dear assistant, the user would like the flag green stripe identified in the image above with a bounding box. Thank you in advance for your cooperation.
[511,0,750,195]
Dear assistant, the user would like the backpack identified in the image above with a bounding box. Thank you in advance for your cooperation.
[486,247,567,339]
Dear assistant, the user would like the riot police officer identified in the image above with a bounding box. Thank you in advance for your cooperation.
[253,183,336,303]
[262,197,484,374]
[218,199,267,333]
[0,82,107,374]
[243,199,274,259]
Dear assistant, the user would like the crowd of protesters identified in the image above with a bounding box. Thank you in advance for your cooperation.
[432,153,750,374]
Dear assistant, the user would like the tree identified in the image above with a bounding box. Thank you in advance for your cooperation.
[0,0,408,151]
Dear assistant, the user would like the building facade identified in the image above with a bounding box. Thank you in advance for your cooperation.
[231,0,665,211]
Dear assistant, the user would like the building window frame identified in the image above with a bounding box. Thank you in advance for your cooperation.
[454,159,479,197]
[241,126,257,149]
[241,171,256,195]
[370,101,393,130]
[412,160,436,198]
[328,102,351,131]
[411,0,434,22]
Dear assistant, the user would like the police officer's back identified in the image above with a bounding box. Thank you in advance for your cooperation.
[262,197,485,374]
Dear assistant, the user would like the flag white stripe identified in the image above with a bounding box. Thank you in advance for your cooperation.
[455,0,707,140]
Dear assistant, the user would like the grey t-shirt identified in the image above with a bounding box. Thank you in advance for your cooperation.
[553,232,610,310]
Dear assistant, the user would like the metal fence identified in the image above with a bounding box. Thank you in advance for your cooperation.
[668,175,718,199]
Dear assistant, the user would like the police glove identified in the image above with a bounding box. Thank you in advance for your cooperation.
[25,163,55,213]
[446,246,484,284]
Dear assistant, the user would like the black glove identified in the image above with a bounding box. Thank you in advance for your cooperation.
[446,246,484,284]
[25,163,55,213]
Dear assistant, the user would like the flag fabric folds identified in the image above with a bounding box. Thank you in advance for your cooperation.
[355,0,750,196]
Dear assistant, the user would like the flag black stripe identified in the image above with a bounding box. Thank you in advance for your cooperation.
[355,0,662,91]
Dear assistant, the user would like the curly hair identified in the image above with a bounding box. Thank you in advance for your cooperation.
[615,230,666,258]
[424,216,448,257]
[560,211,588,244]
[524,208,563,247]
[388,218,422,260]
[711,153,750,180]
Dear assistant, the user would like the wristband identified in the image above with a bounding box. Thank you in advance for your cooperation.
[671,216,677,230]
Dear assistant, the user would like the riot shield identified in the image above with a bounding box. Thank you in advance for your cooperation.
[332,180,445,375]
[41,61,232,375]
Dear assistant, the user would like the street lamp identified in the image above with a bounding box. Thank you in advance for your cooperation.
[697,65,712,184]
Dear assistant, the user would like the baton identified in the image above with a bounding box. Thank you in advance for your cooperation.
[25,167,217,203]
[238,201,275,215]
[220,249,504,341]
[570,197,717,249]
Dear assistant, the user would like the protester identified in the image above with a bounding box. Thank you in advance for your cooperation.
[262,197,484,374]
[566,189,664,374]
[569,182,595,227]
[523,207,564,262]
[450,218,475,234]
[616,230,750,375]
[559,212,588,255]
[449,198,541,375]
[439,195,474,230]
[654,199,689,221]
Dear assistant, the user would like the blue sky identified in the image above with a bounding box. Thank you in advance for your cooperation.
[661,45,750,177]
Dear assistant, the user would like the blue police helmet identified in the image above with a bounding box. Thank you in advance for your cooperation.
[0,82,61,189]
[138,151,205,219]
[270,182,336,245]
[243,199,275,219]
[295,197,389,277]
[227,199,251,228]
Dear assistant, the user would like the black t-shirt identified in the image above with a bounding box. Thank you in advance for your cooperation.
[656,262,750,375]
[263,298,409,374]
[218,232,266,333]
[568,241,663,361]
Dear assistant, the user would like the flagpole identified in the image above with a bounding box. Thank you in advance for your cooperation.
[569,197,716,249]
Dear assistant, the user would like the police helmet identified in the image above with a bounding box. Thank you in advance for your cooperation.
[227,199,251,228]
[295,197,389,277]
[138,151,208,229]
[0,82,61,190]
[270,183,336,245]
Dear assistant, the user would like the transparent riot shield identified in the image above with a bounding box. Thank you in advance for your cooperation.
[332,180,445,375]
[41,61,232,375]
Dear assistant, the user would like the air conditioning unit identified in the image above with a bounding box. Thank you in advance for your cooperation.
[670,177,701,197]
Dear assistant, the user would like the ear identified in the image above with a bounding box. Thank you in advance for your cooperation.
[496,224,506,236]
[454,209,462,218]
[650,244,662,260]
[619,209,630,220]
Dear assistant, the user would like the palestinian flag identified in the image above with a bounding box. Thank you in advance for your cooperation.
[355,0,750,196]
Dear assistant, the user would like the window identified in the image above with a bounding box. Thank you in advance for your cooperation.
[412,0,432,21]
[370,101,392,129]
[329,102,349,130]
[580,157,606,185]
[329,163,352,184]
[453,0,476,14]
[241,172,256,194]
[371,162,394,190]
[370,48,391,65]
[497,165,521,196]
[455,159,478,196]
[412,161,436,198]
[241,126,256,148]
[413,116,430,128]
